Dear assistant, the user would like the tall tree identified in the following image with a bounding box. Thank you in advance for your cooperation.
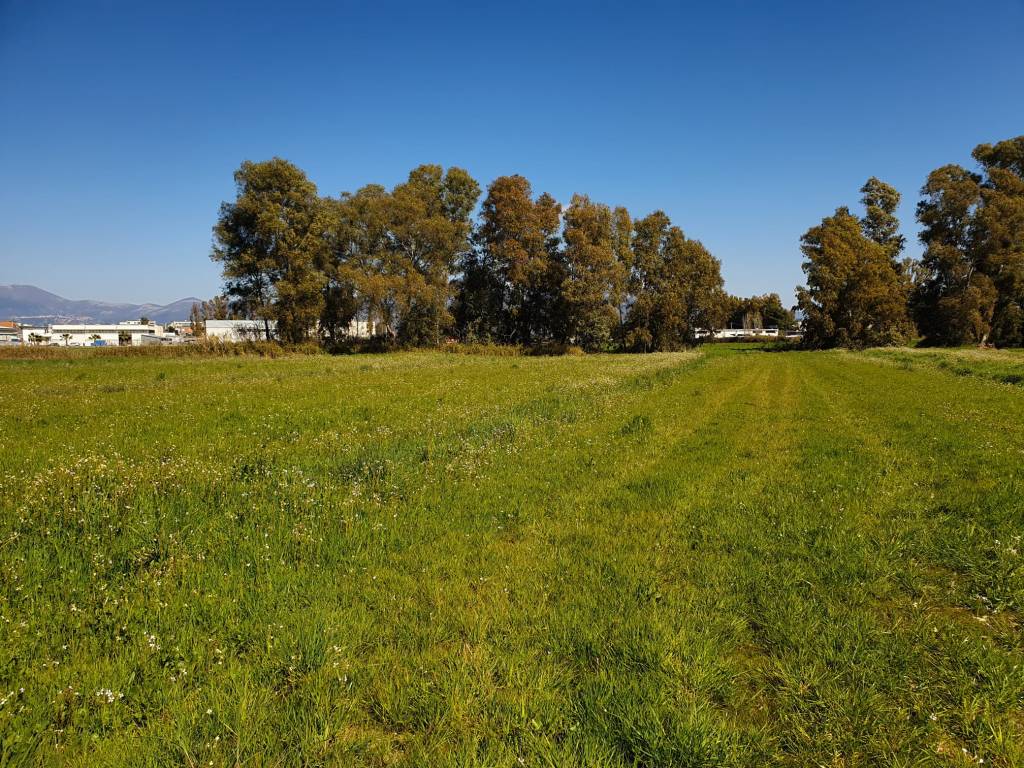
[913,165,992,345]
[322,166,479,347]
[452,243,503,343]
[212,158,327,342]
[610,206,633,342]
[974,137,1024,346]
[387,165,480,345]
[625,211,726,350]
[625,211,671,351]
[683,236,729,337]
[758,293,796,331]
[322,184,393,342]
[560,194,619,350]
[859,177,906,260]
[207,295,230,320]
[860,177,916,310]
[914,136,1024,346]
[469,175,562,344]
[797,207,914,347]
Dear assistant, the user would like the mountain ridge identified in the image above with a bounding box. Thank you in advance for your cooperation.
[0,284,203,324]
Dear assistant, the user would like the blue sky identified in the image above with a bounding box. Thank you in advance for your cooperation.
[1,0,1022,307]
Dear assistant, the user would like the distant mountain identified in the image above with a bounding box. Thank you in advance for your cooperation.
[0,285,203,324]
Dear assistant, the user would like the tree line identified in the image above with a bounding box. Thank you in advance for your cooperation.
[211,161,792,350]
[797,135,1024,348]
[211,134,1022,351]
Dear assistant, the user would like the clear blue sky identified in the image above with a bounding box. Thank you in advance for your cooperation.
[1,0,1022,307]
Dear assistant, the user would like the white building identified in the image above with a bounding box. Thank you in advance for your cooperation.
[203,318,376,342]
[349,319,376,338]
[204,319,277,342]
[0,325,20,344]
[715,327,780,339]
[694,327,802,340]
[21,321,164,346]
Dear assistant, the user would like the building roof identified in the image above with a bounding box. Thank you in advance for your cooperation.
[49,324,158,332]
[205,319,276,328]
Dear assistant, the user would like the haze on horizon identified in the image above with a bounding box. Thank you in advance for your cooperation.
[1,0,1022,307]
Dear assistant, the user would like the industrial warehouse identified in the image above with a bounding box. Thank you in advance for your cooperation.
[16,320,167,346]
[0,318,386,346]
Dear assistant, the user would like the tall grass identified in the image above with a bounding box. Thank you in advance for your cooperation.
[0,347,1021,766]
[859,346,1024,386]
[0,339,326,361]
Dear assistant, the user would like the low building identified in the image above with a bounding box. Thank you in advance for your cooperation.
[0,321,20,344]
[349,319,377,338]
[695,327,782,340]
[22,322,164,346]
[202,317,376,342]
[205,319,277,342]
[20,327,48,345]
[719,327,780,339]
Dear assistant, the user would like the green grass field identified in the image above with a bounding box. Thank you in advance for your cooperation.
[1,346,1023,767]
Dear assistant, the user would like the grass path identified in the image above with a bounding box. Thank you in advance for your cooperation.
[0,348,1022,766]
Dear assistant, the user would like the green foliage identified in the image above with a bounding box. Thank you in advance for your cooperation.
[914,136,1024,347]
[610,206,633,341]
[797,205,913,348]
[914,164,993,345]
[560,194,621,350]
[860,176,906,261]
[725,293,794,331]
[387,165,480,345]
[625,212,727,350]
[189,296,231,336]
[320,165,481,346]
[211,158,328,343]
[213,161,480,349]
[322,183,392,343]
[2,349,1024,765]
[213,162,733,353]
[462,175,564,345]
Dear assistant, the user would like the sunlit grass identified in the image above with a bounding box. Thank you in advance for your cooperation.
[861,345,1024,386]
[1,347,1022,766]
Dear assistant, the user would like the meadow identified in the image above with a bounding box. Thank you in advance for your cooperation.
[1,345,1022,767]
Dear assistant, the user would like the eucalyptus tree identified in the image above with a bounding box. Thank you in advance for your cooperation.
[973,137,1024,346]
[913,165,991,345]
[470,175,563,344]
[212,158,327,342]
[859,178,906,260]
[387,165,480,345]
[610,206,633,340]
[914,137,1024,346]
[797,207,914,348]
[560,194,620,350]
[320,184,392,343]
[625,211,726,350]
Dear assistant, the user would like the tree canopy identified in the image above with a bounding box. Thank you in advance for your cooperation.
[211,158,327,343]
[914,137,1024,346]
[797,203,913,348]
[212,162,733,352]
[211,137,1024,353]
